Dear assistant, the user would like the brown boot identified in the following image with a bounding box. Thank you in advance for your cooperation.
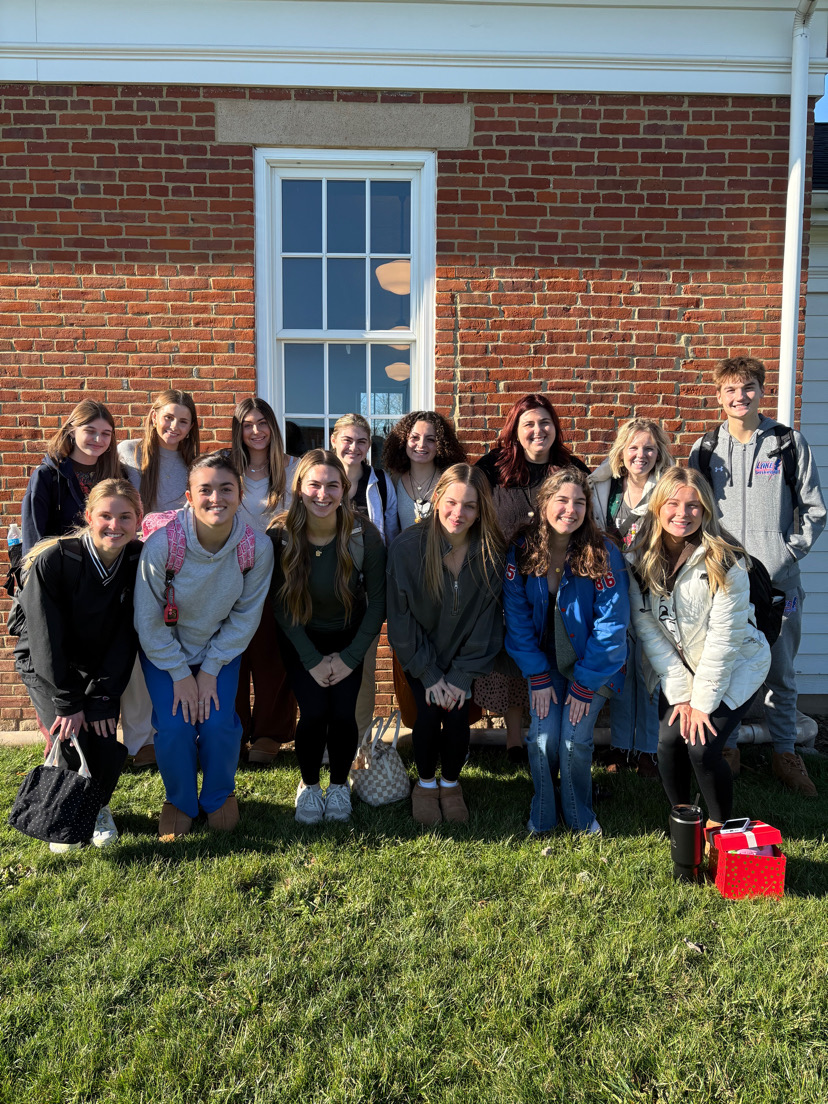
[773,752,817,797]
[158,801,193,841]
[439,782,469,824]
[722,746,741,778]
[411,782,442,825]
[248,737,280,766]
[605,747,631,774]
[207,794,240,831]
[132,743,157,770]
[636,752,659,780]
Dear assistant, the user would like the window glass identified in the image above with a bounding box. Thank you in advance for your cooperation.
[371,181,411,254]
[327,258,366,330]
[284,344,324,412]
[371,259,410,330]
[285,418,325,457]
[282,180,322,253]
[283,259,322,329]
[327,180,366,253]
[328,344,367,416]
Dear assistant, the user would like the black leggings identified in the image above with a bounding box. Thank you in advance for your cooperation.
[405,672,471,783]
[657,691,754,824]
[280,626,364,786]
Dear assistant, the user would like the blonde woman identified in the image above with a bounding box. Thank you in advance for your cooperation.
[230,397,298,764]
[387,464,505,825]
[269,450,387,826]
[21,400,122,555]
[117,389,201,768]
[13,478,144,852]
[589,418,675,777]
[628,468,771,836]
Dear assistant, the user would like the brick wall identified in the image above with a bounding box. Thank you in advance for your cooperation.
[0,84,809,728]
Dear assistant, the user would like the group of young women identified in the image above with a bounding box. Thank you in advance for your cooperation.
[13,389,771,850]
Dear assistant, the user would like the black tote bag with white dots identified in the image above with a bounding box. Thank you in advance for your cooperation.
[8,735,104,844]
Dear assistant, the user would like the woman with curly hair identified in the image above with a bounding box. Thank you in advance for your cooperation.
[502,468,629,835]
[269,450,386,825]
[474,393,590,760]
[387,464,505,824]
[628,468,770,836]
[381,410,467,530]
[588,417,675,777]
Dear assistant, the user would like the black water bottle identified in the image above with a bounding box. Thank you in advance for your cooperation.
[669,804,704,883]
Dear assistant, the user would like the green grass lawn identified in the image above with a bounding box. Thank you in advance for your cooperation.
[0,742,826,1104]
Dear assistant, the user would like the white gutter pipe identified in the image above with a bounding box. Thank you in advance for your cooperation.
[778,0,819,426]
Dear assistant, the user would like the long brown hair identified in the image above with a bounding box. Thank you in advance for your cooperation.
[45,400,121,479]
[423,464,505,603]
[274,450,358,626]
[23,478,143,572]
[517,468,612,580]
[139,390,200,512]
[230,396,288,511]
[630,468,747,597]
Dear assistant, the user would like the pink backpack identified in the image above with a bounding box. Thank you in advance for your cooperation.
[142,511,256,626]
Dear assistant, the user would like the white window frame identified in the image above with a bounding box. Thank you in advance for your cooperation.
[254,148,437,440]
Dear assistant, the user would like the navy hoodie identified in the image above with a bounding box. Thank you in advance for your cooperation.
[21,455,89,555]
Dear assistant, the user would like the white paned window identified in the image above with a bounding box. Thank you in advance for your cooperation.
[255,149,436,458]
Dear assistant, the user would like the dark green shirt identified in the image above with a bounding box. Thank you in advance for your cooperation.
[269,521,387,671]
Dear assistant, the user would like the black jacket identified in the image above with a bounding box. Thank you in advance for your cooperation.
[21,455,88,555]
[14,537,142,721]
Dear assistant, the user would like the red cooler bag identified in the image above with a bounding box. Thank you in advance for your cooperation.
[708,821,786,900]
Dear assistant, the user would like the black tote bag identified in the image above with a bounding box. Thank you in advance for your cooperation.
[8,736,104,844]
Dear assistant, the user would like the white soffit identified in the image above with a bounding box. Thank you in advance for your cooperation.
[1,0,827,94]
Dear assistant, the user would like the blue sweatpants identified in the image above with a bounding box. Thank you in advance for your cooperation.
[140,653,242,819]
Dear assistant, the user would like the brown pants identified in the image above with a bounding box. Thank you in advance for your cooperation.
[235,602,298,746]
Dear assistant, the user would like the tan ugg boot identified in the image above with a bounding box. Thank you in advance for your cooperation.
[207,794,240,831]
[411,782,442,825]
[439,783,469,824]
[158,802,193,841]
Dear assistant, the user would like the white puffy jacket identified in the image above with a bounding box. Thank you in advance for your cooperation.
[627,544,771,715]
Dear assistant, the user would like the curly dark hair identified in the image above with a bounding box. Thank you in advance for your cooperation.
[381,410,468,476]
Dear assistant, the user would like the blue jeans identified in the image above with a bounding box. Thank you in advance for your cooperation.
[609,633,658,754]
[140,653,243,819]
[526,670,600,833]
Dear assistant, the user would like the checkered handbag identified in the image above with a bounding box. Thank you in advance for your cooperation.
[8,735,104,844]
[350,711,411,807]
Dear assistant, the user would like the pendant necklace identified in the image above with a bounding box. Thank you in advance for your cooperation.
[411,468,437,523]
[312,536,336,557]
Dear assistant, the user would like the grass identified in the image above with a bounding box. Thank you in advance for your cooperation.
[0,741,826,1104]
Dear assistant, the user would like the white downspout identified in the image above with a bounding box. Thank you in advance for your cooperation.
[778,0,819,426]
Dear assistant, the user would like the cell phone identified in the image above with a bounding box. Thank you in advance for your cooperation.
[719,817,751,834]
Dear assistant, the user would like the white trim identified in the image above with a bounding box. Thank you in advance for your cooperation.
[255,148,436,434]
[4,42,827,94]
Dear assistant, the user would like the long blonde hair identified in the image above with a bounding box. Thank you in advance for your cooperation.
[517,468,613,580]
[607,418,675,480]
[230,397,288,511]
[45,400,121,479]
[630,468,748,597]
[423,464,505,603]
[23,478,143,572]
[139,390,200,512]
[274,450,358,626]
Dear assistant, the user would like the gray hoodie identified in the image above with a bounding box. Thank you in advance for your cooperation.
[134,507,274,681]
[688,414,826,589]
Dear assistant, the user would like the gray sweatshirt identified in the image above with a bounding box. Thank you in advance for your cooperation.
[118,439,189,514]
[134,507,274,681]
[688,414,826,589]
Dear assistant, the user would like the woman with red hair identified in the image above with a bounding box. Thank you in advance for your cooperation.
[475,394,589,760]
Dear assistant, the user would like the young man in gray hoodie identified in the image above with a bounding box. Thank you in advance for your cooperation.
[689,356,826,797]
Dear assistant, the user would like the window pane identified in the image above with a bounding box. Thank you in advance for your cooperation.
[283,259,322,328]
[285,418,326,457]
[370,345,410,416]
[282,179,322,253]
[284,343,324,413]
[370,417,399,470]
[327,259,366,330]
[328,344,367,416]
[327,180,366,253]
[371,181,411,254]
[371,259,410,330]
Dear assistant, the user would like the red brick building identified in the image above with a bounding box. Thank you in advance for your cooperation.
[2,1,826,726]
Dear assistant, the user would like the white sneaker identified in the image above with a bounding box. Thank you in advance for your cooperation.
[49,840,83,854]
[295,782,325,825]
[324,783,352,823]
[92,806,119,848]
[587,819,603,837]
